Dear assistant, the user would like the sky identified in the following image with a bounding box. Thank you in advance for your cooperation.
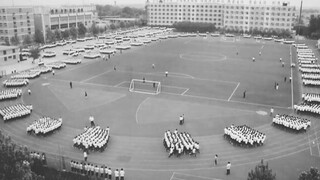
[1,0,320,8]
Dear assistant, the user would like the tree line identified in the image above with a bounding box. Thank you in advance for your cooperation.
[96,5,145,18]
[295,14,320,39]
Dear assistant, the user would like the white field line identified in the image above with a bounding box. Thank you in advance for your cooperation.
[135,97,150,124]
[80,69,113,83]
[315,128,320,156]
[181,88,190,95]
[169,172,176,180]
[114,81,129,87]
[173,172,224,180]
[307,132,313,156]
[290,45,294,109]
[228,82,240,101]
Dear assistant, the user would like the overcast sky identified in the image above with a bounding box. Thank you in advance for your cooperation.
[2,0,320,8]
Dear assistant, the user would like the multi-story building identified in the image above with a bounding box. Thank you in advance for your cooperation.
[34,5,97,41]
[0,7,35,42]
[0,45,19,62]
[146,0,296,33]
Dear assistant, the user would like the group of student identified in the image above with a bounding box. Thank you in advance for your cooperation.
[301,73,320,80]
[0,103,32,121]
[0,88,22,100]
[3,79,29,87]
[70,161,125,180]
[272,114,311,132]
[163,129,200,157]
[30,151,47,165]
[11,71,41,79]
[294,102,320,115]
[302,79,320,86]
[224,124,266,147]
[26,116,62,136]
[73,126,110,152]
[302,93,320,103]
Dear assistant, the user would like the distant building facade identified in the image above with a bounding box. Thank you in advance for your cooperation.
[0,7,35,42]
[146,0,296,32]
[0,45,19,62]
[34,4,97,41]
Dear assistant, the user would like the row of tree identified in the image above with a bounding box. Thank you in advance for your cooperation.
[96,5,145,18]
[172,21,217,33]
[171,21,292,38]
[295,15,320,39]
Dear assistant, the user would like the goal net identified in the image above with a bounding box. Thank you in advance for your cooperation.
[129,79,161,95]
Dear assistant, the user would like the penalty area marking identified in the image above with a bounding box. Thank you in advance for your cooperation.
[181,88,189,95]
[136,97,150,124]
[227,82,240,101]
[114,81,129,87]
[173,172,224,180]
[179,53,227,62]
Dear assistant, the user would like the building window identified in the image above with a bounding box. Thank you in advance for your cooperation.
[13,55,16,59]
[4,57,7,61]
[3,50,6,55]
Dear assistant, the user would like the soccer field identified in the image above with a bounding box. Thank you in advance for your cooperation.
[1,35,319,180]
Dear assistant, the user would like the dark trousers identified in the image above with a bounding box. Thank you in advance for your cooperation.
[215,159,217,165]
[227,169,230,175]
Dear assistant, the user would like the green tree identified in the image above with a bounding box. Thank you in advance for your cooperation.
[29,47,41,60]
[0,131,42,180]
[45,28,55,43]
[34,29,44,44]
[299,167,320,180]
[10,34,20,45]
[90,22,99,36]
[78,22,87,37]
[54,29,62,41]
[247,159,276,180]
[69,26,78,39]
[172,21,216,33]
[110,23,116,30]
[23,35,32,45]
[61,29,70,39]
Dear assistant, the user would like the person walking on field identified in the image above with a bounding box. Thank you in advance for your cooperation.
[226,162,231,175]
[70,81,73,89]
[243,90,246,98]
[214,154,218,166]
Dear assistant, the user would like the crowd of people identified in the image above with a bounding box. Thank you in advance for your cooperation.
[272,114,311,132]
[0,88,22,100]
[301,73,320,80]
[70,160,125,180]
[30,151,47,165]
[163,129,200,157]
[11,71,41,79]
[73,126,110,152]
[0,103,32,121]
[302,79,320,86]
[46,61,67,69]
[30,66,52,74]
[302,93,320,103]
[3,79,29,87]
[27,117,62,136]
[224,125,266,147]
[294,102,320,115]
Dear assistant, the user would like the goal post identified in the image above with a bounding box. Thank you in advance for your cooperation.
[129,79,161,95]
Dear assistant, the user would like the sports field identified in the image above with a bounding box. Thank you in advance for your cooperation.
[1,35,319,180]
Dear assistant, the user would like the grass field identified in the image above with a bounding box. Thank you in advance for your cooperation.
[0,35,319,180]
